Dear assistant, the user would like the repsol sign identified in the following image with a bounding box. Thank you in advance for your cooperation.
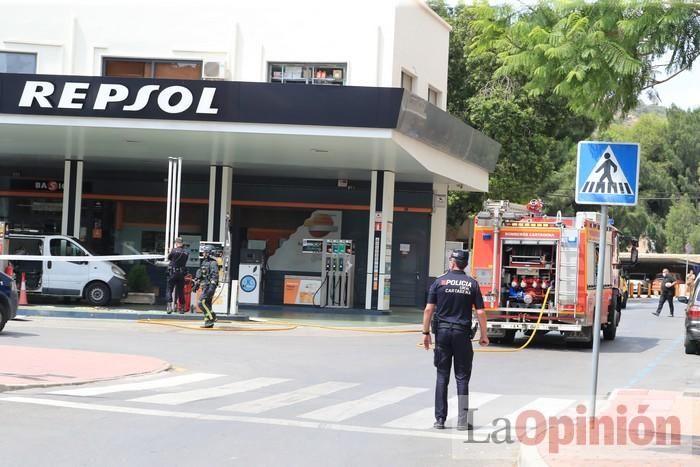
[0,73,403,127]
[19,81,219,115]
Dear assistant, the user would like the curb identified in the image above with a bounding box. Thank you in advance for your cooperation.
[18,308,249,321]
[0,361,172,392]
[238,303,392,316]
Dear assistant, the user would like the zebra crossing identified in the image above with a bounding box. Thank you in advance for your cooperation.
[6,371,589,436]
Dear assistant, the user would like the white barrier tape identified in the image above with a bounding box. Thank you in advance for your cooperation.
[0,254,165,262]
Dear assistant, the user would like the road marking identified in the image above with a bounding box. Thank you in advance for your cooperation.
[0,396,484,441]
[382,392,501,429]
[502,397,575,430]
[299,386,427,422]
[219,381,359,414]
[129,377,289,405]
[50,373,225,397]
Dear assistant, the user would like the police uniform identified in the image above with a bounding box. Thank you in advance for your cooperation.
[427,252,484,429]
[166,240,189,313]
[195,250,219,328]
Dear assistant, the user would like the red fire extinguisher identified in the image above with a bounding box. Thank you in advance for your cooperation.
[183,274,194,313]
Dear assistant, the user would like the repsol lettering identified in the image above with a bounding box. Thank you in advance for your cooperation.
[18,81,219,115]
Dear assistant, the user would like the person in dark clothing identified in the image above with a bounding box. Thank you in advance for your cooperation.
[195,246,219,328]
[652,268,678,317]
[166,237,189,314]
[422,250,489,431]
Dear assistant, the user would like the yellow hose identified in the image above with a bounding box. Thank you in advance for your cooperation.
[417,286,552,352]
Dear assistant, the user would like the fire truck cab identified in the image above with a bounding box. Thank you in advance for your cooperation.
[471,200,622,347]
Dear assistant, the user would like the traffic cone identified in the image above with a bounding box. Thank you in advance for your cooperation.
[19,272,29,306]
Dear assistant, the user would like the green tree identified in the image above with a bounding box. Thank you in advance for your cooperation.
[430,1,595,225]
[664,198,699,253]
[469,0,700,125]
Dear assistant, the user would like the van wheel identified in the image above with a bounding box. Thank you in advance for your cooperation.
[85,282,110,307]
[0,310,7,332]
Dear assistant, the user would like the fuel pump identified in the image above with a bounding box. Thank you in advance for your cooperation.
[321,239,355,308]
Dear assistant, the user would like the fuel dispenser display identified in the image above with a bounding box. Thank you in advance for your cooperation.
[321,239,354,308]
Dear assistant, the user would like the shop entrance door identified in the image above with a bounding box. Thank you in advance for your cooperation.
[390,212,430,308]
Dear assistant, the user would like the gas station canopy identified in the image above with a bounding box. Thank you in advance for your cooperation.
[0,73,500,187]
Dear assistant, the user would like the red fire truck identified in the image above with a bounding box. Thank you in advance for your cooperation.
[471,200,622,347]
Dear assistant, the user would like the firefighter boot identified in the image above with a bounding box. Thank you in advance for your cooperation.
[166,302,173,314]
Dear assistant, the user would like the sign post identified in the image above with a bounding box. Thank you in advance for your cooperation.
[575,141,640,423]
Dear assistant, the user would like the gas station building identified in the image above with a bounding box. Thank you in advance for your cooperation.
[0,0,500,310]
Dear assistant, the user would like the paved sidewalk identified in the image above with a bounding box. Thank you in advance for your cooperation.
[518,388,699,466]
[0,345,170,391]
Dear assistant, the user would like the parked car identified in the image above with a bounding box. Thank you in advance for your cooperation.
[678,276,700,355]
[652,272,682,295]
[627,273,651,295]
[0,270,19,333]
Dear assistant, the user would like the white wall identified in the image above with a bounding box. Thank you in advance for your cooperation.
[0,0,447,93]
[392,0,450,108]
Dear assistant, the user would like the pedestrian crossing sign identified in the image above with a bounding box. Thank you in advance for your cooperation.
[575,141,640,206]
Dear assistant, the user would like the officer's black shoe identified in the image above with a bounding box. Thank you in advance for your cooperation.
[457,423,474,431]
[433,419,445,430]
[201,320,214,329]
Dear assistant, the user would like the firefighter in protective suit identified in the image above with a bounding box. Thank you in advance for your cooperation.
[195,246,219,328]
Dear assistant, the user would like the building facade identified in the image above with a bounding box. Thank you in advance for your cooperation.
[0,0,500,310]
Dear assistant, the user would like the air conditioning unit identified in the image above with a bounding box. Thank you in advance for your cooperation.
[202,61,226,80]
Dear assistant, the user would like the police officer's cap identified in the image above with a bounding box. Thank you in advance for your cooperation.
[450,250,468,265]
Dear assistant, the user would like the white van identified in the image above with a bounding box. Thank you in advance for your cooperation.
[6,233,128,306]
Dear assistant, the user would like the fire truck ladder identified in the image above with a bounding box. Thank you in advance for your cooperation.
[556,228,579,316]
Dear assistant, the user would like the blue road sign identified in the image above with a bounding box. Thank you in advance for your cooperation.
[575,141,640,206]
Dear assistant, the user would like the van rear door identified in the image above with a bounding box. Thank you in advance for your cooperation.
[44,237,89,296]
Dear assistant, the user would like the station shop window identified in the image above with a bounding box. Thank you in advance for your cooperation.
[269,63,346,85]
[103,58,202,80]
[0,51,36,73]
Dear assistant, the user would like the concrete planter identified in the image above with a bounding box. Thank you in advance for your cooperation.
[122,292,156,305]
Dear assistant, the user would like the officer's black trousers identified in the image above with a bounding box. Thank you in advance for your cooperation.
[434,325,474,422]
[166,271,185,308]
[656,292,674,315]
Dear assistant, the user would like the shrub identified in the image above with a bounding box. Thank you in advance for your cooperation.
[127,265,152,293]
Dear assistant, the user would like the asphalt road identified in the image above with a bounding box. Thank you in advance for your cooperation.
[0,298,697,467]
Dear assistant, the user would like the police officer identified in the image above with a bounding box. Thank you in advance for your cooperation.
[195,245,219,328]
[166,237,189,314]
[422,250,489,430]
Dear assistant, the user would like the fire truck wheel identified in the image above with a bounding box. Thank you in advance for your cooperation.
[603,312,618,340]
[579,326,595,349]
[499,330,516,345]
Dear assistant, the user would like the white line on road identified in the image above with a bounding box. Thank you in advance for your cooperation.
[129,377,289,405]
[0,396,484,441]
[382,392,501,429]
[299,386,428,422]
[50,373,225,397]
[502,397,575,430]
[219,381,359,414]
